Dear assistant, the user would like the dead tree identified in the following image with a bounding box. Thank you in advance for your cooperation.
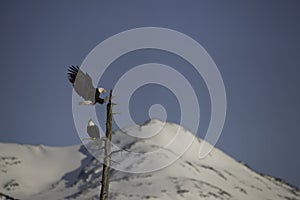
[99,90,113,200]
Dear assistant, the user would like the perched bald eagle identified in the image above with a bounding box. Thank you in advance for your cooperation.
[68,65,107,105]
[87,119,100,140]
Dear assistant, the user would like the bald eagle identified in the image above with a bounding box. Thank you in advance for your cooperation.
[68,65,107,105]
[87,119,100,140]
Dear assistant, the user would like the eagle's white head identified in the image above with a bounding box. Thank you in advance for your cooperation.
[88,119,95,126]
[97,87,106,93]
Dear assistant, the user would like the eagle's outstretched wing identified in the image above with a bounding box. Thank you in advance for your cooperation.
[68,65,95,101]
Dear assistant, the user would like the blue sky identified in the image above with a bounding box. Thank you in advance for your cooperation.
[0,1,299,188]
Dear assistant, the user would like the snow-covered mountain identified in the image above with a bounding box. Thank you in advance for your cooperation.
[0,120,299,200]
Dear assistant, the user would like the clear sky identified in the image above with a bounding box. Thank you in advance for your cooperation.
[1,1,299,188]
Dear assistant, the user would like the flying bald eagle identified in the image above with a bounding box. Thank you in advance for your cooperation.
[87,119,100,140]
[68,65,107,105]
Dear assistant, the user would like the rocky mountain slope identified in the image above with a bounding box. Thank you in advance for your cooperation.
[0,120,299,200]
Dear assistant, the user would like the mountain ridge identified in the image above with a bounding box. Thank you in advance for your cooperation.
[0,119,299,200]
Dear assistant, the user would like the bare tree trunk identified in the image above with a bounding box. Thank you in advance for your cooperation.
[99,90,113,200]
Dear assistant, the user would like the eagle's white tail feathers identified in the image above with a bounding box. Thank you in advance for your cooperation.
[79,100,93,105]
